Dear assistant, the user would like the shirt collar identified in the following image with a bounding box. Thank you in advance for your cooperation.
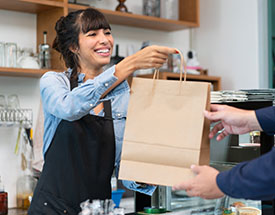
[66,68,86,84]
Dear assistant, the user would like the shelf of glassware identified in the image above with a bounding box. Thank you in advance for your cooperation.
[0,108,32,129]
[0,67,50,78]
[68,3,199,31]
[0,0,199,32]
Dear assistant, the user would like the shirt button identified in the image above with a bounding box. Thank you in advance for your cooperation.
[117,113,121,117]
[44,202,48,206]
[63,210,67,214]
[104,83,109,87]
[90,104,93,107]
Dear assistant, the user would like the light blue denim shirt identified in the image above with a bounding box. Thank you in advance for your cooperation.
[40,65,155,195]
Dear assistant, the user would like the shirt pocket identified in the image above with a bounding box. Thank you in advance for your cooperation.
[112,111,127,142]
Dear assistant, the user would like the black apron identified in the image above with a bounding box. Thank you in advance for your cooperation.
[29,100,115,214]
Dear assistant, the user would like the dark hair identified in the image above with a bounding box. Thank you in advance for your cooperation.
[53,8,111,90]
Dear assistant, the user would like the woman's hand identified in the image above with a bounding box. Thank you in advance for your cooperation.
[204,104,262,141]
[100,45,177,97]
[130,45,178,70]
[115,45,178,79]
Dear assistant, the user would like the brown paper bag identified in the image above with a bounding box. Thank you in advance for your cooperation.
[119,50,211,186]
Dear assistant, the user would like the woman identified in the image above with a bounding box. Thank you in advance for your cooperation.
[29,8,177,214]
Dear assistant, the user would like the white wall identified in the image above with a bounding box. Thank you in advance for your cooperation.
[193,0,262,90]
[0,4,190,208]
[0,9,39,208]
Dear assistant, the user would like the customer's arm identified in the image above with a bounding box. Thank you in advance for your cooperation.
[172,105,275,199]
[217,147,275,200]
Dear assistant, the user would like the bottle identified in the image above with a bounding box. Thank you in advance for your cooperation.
[16,129,37,210]
[39,31,51,69]
[115,0,128,12]
[0,176,8,215]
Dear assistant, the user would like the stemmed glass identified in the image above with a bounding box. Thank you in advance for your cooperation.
[0,95,7,123]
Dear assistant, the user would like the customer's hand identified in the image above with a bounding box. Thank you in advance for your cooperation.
[172,165,224,199]
[204,104,262,141]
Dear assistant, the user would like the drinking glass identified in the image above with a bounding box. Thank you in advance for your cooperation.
[0,95,7,122]
[0,95,7,109]
[5,42,17,67]
[0,42,5,67]
[7,94,20,109]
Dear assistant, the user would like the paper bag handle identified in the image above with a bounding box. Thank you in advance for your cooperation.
[153,48,186,82]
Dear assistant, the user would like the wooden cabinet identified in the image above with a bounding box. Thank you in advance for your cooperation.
[136,72,221,91]
[0,0,200,77]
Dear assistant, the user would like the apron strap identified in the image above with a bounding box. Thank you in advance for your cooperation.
[103,100,112,120]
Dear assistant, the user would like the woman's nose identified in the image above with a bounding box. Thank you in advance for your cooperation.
[98,33,108,44]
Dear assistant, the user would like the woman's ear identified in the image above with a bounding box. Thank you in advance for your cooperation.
[69,45,78,54]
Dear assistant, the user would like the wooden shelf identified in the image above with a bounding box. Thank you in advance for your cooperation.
[0,0,199,31]
[137,72,221,91]
[68,4,198,31]
[0,0,200,76]
[0,0,64,14]
[0,67,50,78]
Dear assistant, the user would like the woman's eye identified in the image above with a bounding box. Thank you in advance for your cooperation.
[105,31,111,35]
[88,33,96,36]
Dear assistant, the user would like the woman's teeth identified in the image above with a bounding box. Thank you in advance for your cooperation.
[96,49,109,53]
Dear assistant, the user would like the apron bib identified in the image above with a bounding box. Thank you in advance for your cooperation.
[29,100,115,214]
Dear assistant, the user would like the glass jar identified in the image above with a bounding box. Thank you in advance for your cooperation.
[249,131,260,144]
[16,129,37,210]
[143,0,160,17]
[16,173,37,210]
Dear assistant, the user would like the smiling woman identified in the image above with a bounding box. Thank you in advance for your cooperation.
[28,7,177,215]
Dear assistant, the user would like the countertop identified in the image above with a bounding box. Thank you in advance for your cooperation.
[6,198,135,215]
[6,208,27,215]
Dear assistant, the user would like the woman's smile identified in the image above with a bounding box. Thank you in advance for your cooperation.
[94,46,112,57]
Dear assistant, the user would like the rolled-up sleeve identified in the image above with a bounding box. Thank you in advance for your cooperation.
[122,180,156,196]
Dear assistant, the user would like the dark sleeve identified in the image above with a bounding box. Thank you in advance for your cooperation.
[255,106,275,135]
[216,147,275,200]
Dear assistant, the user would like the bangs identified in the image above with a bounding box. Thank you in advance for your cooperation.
[80,8,111,33]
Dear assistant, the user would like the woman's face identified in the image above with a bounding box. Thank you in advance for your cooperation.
[77,28,114,71]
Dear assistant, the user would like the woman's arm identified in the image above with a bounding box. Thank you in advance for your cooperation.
[41,67,118,121]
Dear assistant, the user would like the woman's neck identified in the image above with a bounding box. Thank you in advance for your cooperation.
[80,65,103,82]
